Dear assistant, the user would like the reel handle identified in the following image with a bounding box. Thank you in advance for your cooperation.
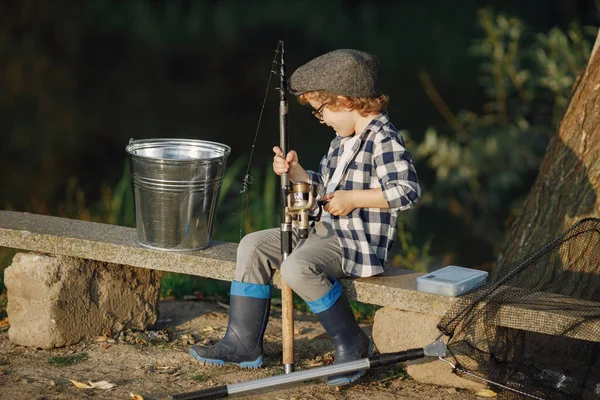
[310,199,328,222]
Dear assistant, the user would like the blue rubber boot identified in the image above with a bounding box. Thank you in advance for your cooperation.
[189,281,271,368]
[308,280,373,386]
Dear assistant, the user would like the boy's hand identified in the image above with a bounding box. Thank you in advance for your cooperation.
[272,146,297,175]
[320,191,356,216]
[272,146,307,183]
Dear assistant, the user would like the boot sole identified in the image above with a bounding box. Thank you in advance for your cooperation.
[327,340,374,387]
[189,348,264,369]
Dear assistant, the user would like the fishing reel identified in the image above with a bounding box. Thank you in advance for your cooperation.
[284,182,324,239]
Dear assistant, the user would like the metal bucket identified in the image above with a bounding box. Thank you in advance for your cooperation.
[126,138,231,251]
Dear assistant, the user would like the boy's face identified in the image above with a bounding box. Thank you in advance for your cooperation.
[308,98,356,138]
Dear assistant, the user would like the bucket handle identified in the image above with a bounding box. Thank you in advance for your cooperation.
[129,138,138,155]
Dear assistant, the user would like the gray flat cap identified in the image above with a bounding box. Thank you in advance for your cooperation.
[289,49,381,98]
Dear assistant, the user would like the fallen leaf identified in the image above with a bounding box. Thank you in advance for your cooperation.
[69,380,116,390]
[476,389,497,397]
[130,393,144,400]
[95,336,109,342]
[89,381,116,389]
[304,360,323,367]
[70,380,93,389]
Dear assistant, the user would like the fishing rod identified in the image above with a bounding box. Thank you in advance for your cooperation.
[275,40,295,375]
[275,41,324,375]
[172,340,447,399]
[239,40,324,375]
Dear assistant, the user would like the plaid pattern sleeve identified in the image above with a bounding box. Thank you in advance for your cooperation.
[372,127,421,211]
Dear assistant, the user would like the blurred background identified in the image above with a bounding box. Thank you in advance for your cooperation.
[1,0,598,303]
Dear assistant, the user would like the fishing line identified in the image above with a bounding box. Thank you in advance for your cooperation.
[237,44,281,240]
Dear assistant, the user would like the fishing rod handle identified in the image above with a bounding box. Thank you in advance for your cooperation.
[368,348,425,368]
[172,385,229,400]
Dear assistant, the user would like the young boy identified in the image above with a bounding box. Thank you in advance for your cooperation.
[189,49,420,386]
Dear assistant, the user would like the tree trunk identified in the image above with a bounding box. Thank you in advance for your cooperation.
[497,30,600,269]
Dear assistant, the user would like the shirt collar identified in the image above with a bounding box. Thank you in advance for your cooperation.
[355,111,388,138]
[329,111,389,146]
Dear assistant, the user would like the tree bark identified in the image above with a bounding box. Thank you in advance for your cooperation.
[497,29,600,269]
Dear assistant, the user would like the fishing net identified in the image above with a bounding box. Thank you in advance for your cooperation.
[438,218,600,399]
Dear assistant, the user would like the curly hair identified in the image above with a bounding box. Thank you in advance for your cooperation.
[297,91,389,116]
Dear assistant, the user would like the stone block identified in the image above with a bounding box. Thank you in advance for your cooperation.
[5,252,161,349]
[372,307,486,391]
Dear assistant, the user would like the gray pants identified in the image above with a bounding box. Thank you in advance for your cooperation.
[235,221,345,302]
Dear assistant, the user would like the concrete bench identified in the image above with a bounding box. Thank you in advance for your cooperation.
[0,210,480,389]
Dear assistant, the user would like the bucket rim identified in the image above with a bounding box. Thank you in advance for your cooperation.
[125,138,231,161]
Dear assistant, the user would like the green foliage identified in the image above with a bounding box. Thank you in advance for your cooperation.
[240,163,279,234]
[160,273,230,300]
[213,159,280,243]
[109,162,136,227]
[0,249,17,294]
[349,301,381,324]
[535,24,593,126]
[415,8,594,254]
[211,156,249,242]
[391,216,432,273]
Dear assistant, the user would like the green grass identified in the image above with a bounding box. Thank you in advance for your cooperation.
[48,353,89,366]
[160,273,231,300]
[189,374,210,382]
[379,365,410,383]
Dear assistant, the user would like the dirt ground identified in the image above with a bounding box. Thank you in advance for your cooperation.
[0,299,484,400]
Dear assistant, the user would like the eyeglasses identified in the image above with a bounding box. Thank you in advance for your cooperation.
[311,103,327,121]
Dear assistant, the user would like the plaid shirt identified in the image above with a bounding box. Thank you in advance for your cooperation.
[305,111,420,277]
